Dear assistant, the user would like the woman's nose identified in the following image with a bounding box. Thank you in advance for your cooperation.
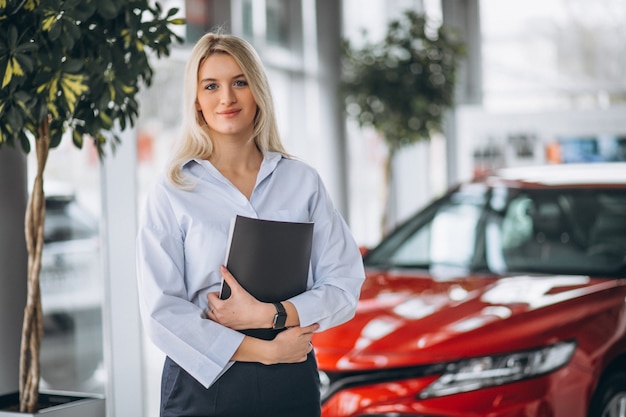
[220,87,236,104]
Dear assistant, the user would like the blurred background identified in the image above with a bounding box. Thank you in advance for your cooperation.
[9,0,626,415]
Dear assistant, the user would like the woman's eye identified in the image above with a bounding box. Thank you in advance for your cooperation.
[205,83,217,90]
[234,80,248,87]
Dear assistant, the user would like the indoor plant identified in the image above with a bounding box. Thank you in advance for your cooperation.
[341,10,465,233]
[0,0,183,412]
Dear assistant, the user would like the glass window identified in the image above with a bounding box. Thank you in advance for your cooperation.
[365,187,488,270]
[365,185,626,278]
[185,0,211,44]
[30,142,105,395]
[480,0,626,111]
[431,204,482,265]
[44,198,98,243]
[388,222,431,266]
[499,189,626,275]
[500,196,533,249]
[266,0,293,48]
[242,0,253,39]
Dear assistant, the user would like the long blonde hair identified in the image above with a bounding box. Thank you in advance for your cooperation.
[166,32,288,187]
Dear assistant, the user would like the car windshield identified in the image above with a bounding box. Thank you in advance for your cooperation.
[364,184,626,277]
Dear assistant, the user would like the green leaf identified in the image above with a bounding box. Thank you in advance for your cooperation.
[72,129,83,148]
[97,1,118,19]
[341,10,465,148]
[6,24,18,48]
[2,57,20,87]
[75,4,96,21]
[19,131,31,153]
[6,105,23,130]
[48,19,62,41]
[99,111,112,129]
[49,120,64,148]
[59,30,75,50]
[39,71,89,114]
[0,0,183,158]
[62,58,83,73]
[23,0,37,11]
[64,20,81,41]
[64,0,83,10]
[15,42,38,54]
[14,90,30,103]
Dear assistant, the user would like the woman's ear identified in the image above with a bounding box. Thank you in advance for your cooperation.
[196,110,206,126]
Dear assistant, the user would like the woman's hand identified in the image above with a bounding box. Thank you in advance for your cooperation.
[269,324,319,363]
[206,265,274,330]
[233,323,320,365]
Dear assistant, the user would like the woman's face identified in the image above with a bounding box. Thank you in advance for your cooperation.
[196,53,257,142]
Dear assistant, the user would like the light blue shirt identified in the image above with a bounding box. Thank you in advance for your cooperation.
[136,151,365,388]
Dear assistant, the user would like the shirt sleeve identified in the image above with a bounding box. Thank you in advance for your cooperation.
[136,182,244,388]
[289,173,366,331]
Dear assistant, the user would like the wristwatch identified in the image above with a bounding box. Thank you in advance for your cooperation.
[272,302,287,329]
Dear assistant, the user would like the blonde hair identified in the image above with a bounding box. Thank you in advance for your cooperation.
[166,32,288,188]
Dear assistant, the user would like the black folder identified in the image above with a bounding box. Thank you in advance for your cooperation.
[219,215,314,303]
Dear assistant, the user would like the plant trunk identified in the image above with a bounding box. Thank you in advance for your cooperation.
[19,119,50,413]
[381,147,396,237]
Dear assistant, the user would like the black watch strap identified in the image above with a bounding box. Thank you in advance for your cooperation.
[272,302,287,329]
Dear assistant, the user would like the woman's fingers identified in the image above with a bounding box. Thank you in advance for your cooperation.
[268,324,319,363]
[301,323,320,335]
[206,266,266,329]
[220,265,241,296]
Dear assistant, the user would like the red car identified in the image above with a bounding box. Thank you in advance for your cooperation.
[313,162,626,417]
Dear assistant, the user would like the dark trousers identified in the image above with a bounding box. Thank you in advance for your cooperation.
[160,353,321,417]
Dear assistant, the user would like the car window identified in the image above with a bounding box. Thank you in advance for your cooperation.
[387,222,431,266]
[365,185,626,277]
[365,187,488,270]
[430,204,482,265]
[496,188,626,276]
[500,197,533,249]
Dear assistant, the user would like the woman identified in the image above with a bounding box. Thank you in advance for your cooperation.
[136,32,365,417]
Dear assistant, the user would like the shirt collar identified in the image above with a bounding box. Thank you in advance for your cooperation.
[183,151,284,184]
[257,151,283,184]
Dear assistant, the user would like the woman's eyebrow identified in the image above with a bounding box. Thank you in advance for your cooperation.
[199,74,246,84]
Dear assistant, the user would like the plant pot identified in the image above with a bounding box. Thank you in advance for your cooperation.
[0,391,104,416]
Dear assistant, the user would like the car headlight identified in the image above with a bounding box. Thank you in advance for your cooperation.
[418,340,576,399]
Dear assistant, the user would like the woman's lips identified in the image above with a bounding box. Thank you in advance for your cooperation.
[218,109,240,118]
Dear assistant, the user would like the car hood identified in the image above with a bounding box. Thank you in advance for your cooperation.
[313,268,621,370]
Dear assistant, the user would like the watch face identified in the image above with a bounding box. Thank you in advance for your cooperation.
[273,312,287,329]
[272,302,287,329]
